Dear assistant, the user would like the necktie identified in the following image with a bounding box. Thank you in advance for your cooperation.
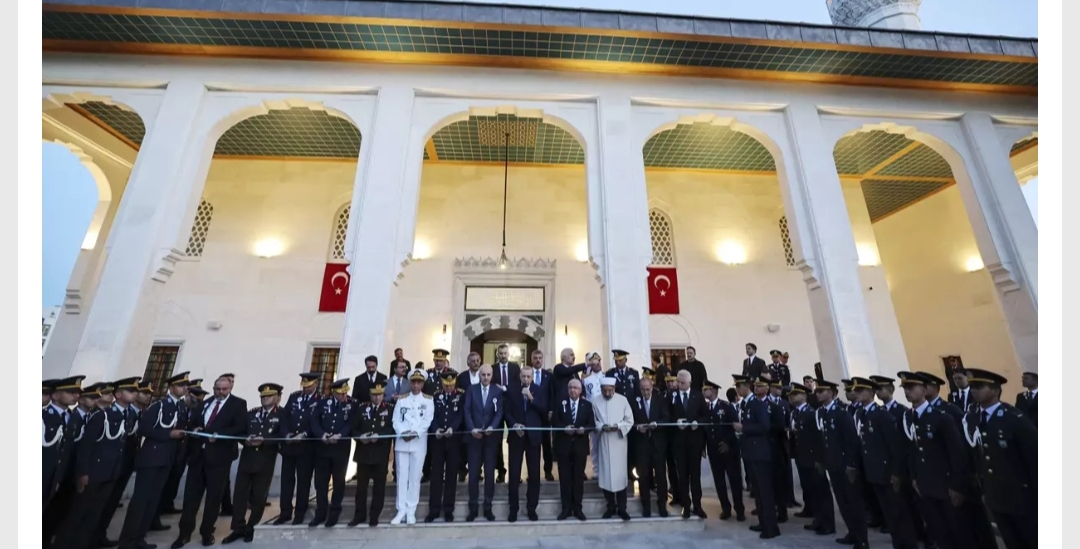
[536,370,541,386]
[502,366,508,385]
[482,387,488,405]
[63,410,69,425]
[983,411,991,425]
[369,373,374,384]
[645,400,650,420]
[682,392,688,408]
[571,401,577,423]
[208,399,221,426]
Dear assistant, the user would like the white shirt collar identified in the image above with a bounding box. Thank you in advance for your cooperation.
[980,402,1003,416]
[914,400,930,417]
[1030,388,1038,396]
[797,402,809,411]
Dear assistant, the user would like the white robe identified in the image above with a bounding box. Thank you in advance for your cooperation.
[591,393,635,492]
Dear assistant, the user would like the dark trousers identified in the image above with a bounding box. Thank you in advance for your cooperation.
[495,430,506,475]
[467,435,499,510]
[749,460,778,533]
[919,495,976,549]
[603,489,628,513]
[539,423,554,476]
[556,446,588,513]
[871,482,918,549]
[508,436,541,513]
[119,465,170,549]
[963,488,998,549]
[221,476,232,509]
[159,452,186,512]
[177,460,231,538]
[230,468,273,534]
[665,439,680,501]
[674,443,703,512]
[313,452,349,520]
[42,481,75,547]
[353,462,388,522]
[864,473,883,524]
[770,450,789,519]
[428,438,461,517]
[811,467,835,530]
[278,452,315,518]
[827,469,868,544]
[902,484,930,543]
[707,447,744,514]
[94,466,133,543]
[795,463,816,515]
[993,510,1037,549]
[51,480,115,549]
[785,457,796,505]
[636,439,668,515]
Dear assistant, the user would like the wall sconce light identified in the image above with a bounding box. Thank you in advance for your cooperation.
[965,256,985,272]
[564,325,569,336]
[716,240,747,265]
[442,324,447,334]
[574,241,589,263]
[856,244,880,267]
[253,238,284,258]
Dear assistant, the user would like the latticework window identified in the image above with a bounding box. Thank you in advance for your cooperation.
[143,345,180,398]
[779,216,796,267]
[330,205,350,262]
[185,200,214,258]
[648,209,676,266]
[310,347,341,395]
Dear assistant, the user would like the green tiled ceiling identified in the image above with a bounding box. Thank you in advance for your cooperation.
[79,101,145,146]
[41,11,1038,89]
[876,143,953,178]
[832,131,911,175]
[861,179,950,222]
[431,114,584,164]
[214,107,361,158]
[642,123,776,171]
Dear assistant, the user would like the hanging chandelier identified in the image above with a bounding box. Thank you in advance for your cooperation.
[498,131,510,270]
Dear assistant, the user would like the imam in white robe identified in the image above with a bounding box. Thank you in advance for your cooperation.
[591,392,635,492]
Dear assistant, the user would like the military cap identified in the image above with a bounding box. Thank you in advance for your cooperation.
[189,386,208,397]
[814,379,840,390]
[138,380,154,394]
[642,367,655,380]
[896,371,925,386]
[187,378,203,388]
[840,379,854,390]
[330,379,351,394]
[915,371,947,386]
[789,382,810,395]
[81,383,103,399]
[769,349,781,357]
[114,377,141,391]
[965,368,1007,387]
[440,372,457,384]
[612,349,629,360]
[55,375,86,392]
[43,379,59,393]
[1022,371,1038,378]
[165,372,190,387]
[769,378,783,388]
[432,349,449,360]
[753,375,771,387]
[98,381,115,394]
[409,369,427,382]
[732,374,751,386]
[369,383,386,396]
[869,375,895,387]
[664,375,677,382]
[849,377,876,391]
[259,383,284,397]
[703,379,720,391]
[299,373,321,388]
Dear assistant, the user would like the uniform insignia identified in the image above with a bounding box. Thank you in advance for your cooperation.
[927,431,934,439]
[423,394,433,399]
[997,409,1004,417]
[998,439,1008,448]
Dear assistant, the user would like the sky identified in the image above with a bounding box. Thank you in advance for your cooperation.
[40,0,1039,308]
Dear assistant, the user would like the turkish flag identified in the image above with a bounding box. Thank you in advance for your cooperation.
[646,267,680,315]
[318,263,350,312]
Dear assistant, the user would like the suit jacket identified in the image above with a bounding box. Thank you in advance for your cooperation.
[1014,391,1037,427]
[679,360,708,391]
[704,398,739,457]
[965,403,1037,515]
[631,394,670,451]
[739,396,773,462]
[76,406,128,483]
[385,376,411,402]
[668,389,709,449]
[311,395,358,458]
[352,371,388,403]
[907,405,966,499]
[790,403,822,468]
[456,369,482,391]
[949,387,975,413]
[190,395,248,467]
[742,356,767,378]
[134,397,186,470]
[42,404,81,504]
[423,368,458,395]
[505,383,548,446]
[492,362,522,393]
[529,367,555,414]
[552,362,588,401]
[464,383,504,432]
[551,397,593,456]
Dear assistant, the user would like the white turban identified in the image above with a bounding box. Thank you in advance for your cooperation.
[600,377,617,387]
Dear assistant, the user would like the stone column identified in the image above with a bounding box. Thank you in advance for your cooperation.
[593,95,653,366]
[780,104,883,380]
[338,87,423,380]
[68,79,208,381]
[956,112,1039,371]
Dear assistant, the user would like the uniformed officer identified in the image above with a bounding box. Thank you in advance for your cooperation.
[766,379,791,521]
[851,377,917,549]
[95,380,149,548]
[421,349,456,482]
[391,369,436,525]
[118,372,189,549]
[842,378,883,531]
[702,380,743,521]
[788,382,834,535]
[42,376,85,542]
[732,374,755,501]
[222,383,285,544]
[663,373,681,506]
[897,371,972,549]
[426,372,465,522]
[43,379,57,408]
[963,369,1038,549]
[309,379,357,527]
[159,379,197,518]
[870,375,931,548]
[52,377,139,549]
[814,378,868,549]
[274,372,322,525]
[350,383,395,527]
[732,375,779,539]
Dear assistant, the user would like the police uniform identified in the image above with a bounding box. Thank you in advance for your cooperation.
[703,380,743,520]
[844,379,883,530]
[962,369,1038,549]
[739,376,779,539]
[766,380,791,521]
[872,375,931,548]
[95,381,148,548]
[392,370,436,524]
[788,382,834,534]
[350,384,395,527]
[222,383,285,544]
[42,376,89,546]
[159,378,201,517]
[816,379,868,549]
[310,379,358,527]
[426,373,465,522]
[662,374,681,506]
[274,373,322,525]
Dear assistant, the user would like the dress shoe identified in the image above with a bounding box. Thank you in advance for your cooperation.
[349,515,367,527]
[162,507,182,515]
[720,510,732,520]
[778,514,788,523]
[527,510,538,521]
[759,530,781,539]
[368,519,379,527]
[750,524,765,532]
[444,513,454,523]
[308,516,325,528]
[657,507,669,518]
[423,513,438,523]
[169,536,189,549]
[151,522,172,532]
[221,532,244,545]
[681,508,691,519]
[602,509,615,519]
[805,523,820,531]
[421,475,428,483]
[557,510,569,521]
[138,543,158,549]
[98,538,119,548]
[272,515,291,526]
[618,511,631,521]
[867,520,883,529]
[466,511,478,522]
[836,535,857,545]
[791,500,802,507]
[751,508,759,516]
[458,472,467,482]
[545,472,555,482]
[407,515,416,525]
[243,530,254,543]
[325,516,339,527]
[508,512,518,523]
[573,510,586,521]
[642,510,651,518]
[291,516,305,525]
[853,544,869,549]
[200,535,214,547]
[693,509,707,519]
[736,512,746,522]
[484,510,496,521]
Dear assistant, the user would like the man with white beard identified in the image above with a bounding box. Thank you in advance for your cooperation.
[580,352,605,477]
[592,378,634,521]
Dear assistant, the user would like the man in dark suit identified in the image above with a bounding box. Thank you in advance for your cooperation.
[632,375,669,517]
[680,346,707,391]
[505,365,548,522]
[223,383,285,544]
[491,344,520,483]
[464,365,504,521]
[525,350,556,481]
[172,375,248,548]
[703,380,743,521]
[949,367,974,412]
[742,343,766,378]
[552,378,593,521]
[815,378,868,549]
[352,355,388,404]
[734,375,780,539]
[1015,371,1037,427]
[390,347,412,371]
[553,348,588,402]
[455,352,484,481]
[669,369,709,519]
[274,373,322,525]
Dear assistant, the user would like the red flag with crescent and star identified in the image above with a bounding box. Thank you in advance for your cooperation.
[646,267,680,315]
[318,263,350,312]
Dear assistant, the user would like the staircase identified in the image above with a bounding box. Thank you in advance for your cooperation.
[255,478,704,541]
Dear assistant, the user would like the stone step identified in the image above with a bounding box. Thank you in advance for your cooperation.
[254,515,704,541]
[345,478,609,499]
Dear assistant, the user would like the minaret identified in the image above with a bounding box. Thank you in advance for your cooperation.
[826,0,923,30]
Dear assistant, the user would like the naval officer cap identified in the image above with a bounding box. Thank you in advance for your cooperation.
[769,349,781,357]
[789,382,810,395]
[600,377,617,387]
[965,368,1007,387]
[299,373,321,388]
[914,371,947,387]
[409,369,427,382]
[330,379,351,394]
[165,372,190,387]
[259,383,284,397]
[55,375,86,393]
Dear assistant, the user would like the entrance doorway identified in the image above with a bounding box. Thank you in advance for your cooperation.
[471,328,539,366]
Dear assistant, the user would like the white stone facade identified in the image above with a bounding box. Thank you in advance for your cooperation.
[41,54,1037,403]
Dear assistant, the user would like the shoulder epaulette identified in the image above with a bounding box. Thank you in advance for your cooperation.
[290,390,301,397]
[457,388,465,394]
[249,406,260,413]
[423,393,433,399]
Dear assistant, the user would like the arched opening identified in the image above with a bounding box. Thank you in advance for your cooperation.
[389,107,599,371]
[831,126,1020,391]
[1010,134,1038,227]
[641,117,817,382]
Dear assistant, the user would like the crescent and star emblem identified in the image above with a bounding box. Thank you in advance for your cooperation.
[330,271,350,295]
[653,274,671,297]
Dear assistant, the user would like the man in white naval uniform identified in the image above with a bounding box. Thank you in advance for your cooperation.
[581,352,605,477]
[391,370,435,525]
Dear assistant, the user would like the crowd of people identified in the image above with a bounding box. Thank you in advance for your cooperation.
[42,344,1038,549]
